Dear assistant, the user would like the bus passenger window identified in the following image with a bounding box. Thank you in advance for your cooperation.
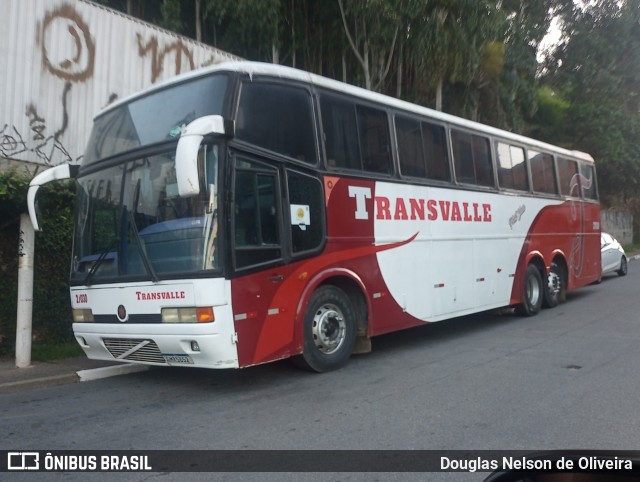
[496,142,528,191]
[320,96,360,170]
[396,116,426,178]
[397,116,449,182]
[422,122,450,182]
[557,157,579,197]
[236,82,317,164]
[529,150,558,195]
[580,163,598,200]
[452,130,494,187]
[472,135,493,187]
[356,105,392,174]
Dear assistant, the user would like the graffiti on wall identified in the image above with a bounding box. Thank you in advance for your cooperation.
[3,2,230,166]
[137,34,194,83]
[40,4,95,82]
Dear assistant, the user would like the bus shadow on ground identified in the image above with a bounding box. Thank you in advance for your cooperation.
[126,287,605,391]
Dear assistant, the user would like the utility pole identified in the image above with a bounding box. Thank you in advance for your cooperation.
[15,213,35,368]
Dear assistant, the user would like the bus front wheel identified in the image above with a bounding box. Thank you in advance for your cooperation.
[294,285,357,373]
[515,264,544,316]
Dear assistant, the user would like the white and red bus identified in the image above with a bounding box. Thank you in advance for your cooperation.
[28,61,600,372]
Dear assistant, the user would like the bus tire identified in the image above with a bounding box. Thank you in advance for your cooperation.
[294,285,357,373]
[543,261,566,308]
[515,264,544,316]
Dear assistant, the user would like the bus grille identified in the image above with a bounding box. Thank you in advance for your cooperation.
[102,338,166,364]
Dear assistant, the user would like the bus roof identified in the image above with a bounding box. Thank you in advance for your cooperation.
[100,60,594,164]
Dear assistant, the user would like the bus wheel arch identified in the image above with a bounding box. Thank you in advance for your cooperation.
[293,275,369,372]
[515,259,545,317]
[543,255,568,308]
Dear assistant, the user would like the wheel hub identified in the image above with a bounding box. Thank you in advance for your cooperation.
[311,303,346,355]
[547,271,560,295]
[527,274,541,305]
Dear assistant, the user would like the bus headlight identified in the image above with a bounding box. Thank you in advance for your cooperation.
[162,307,215,323]
[72,309,94,322]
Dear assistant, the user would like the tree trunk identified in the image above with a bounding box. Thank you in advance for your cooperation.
[396,42,403,98]
[363,40,371,90]
[195,0,202,42]
[435,77,443,111]
[342,53,347,83]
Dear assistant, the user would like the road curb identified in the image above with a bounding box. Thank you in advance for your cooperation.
[0,373,79,394]
[77,363,149,382]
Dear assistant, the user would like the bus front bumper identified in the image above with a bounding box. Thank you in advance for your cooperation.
[73,323,239,369]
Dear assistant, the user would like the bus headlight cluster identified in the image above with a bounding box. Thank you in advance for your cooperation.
[162,307,215,323]
[72,309,94,322]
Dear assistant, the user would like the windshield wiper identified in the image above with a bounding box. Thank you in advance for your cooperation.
[127,208,159,283]
[84,237,118,286]
[128,179,159,283]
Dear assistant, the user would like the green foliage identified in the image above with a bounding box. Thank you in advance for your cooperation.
[0,169,29,216]
[158,0,184,34]
[0,171,75,357]
[31,341,84,362]
[206,0,283,62]
[527,85,570,144]
[15,0,640,214]
[543,0,640,204]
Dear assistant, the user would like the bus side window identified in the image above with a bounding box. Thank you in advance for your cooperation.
[396,116,426,178]
[356,105,392,174]
[452,130,494,187]
[580,163,598,200]
[472,135,494,187]
[529,150,558,195]
[496,142,528,191]
[422,122,450,182]
[557,157,580,197]
[320,95,360,170]
[287,170,324,255]
[452,130,475,184]
[320,94,392,175]
[396,116,449,182]
[236,81,317,164]
[233,160,282,269]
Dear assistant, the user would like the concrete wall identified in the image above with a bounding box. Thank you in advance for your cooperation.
[601,209,633,245]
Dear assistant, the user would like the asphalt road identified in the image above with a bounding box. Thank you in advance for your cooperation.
[2,265,639,482]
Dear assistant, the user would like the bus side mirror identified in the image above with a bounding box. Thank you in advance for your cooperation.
[175,115,228,197]
[27,164,79,231]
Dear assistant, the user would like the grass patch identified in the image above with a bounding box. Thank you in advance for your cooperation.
[623,242,640,254]
[31,341,84,362]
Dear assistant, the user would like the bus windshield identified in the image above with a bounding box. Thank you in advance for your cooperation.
[71,145,220,284]
[83,74,228,164]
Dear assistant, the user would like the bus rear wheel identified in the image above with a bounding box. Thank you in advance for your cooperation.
[543,261,566,308]
[294,285,357,373]
[515,264,544,316]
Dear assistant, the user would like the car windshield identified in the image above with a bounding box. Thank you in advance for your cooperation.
[71,145,220,284]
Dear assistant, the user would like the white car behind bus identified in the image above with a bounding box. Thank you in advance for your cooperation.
[601,232,628,276]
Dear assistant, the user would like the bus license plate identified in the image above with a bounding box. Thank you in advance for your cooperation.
[163,354,194,364]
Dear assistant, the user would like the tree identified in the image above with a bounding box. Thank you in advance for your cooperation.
[337,0,400,91]
[205,0,282,63]
[545,0,640,203]
[401,0,502,112]
[159,0,184,34]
